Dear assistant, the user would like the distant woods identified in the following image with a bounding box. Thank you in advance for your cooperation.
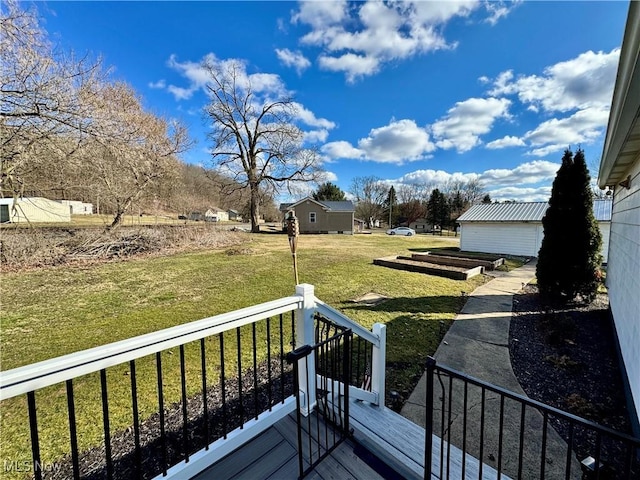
[345,176,486,229]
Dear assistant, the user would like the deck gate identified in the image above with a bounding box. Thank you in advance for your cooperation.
[287,325,352,479]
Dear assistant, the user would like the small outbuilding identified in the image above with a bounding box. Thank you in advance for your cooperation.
[457,200,612,261]
[0,197,71,223]
[279,197,355,234]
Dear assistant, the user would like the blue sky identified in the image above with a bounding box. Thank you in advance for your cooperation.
[38,1,629,202]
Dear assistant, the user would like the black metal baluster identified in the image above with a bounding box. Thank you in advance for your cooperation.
[291,311,296,349]
[66,380,80,479]
[220,333,227,438]
[279,314,285,403]
[129,360,142,478]
[439,373,446,480]
[343,331,351,439]
[305,354,313,467]
[315,343,322,458]
[446,375,453,480]
[461,381,467,479]
[517,402,526,480]
[267,317,273,410]
[156,352,167,475]
[355,337,362,385]
[252,322,259,420]
[540,411,548,479]
[497,395,505,480]
[236,327,243,428]
[594,431,602,480]
[564,421,574,480]
[179,345,189,462]
[478,386,485,480]
[27,391,42,480]
[200,339,210,449]
[424,358,435,480]
[100,369,114,480]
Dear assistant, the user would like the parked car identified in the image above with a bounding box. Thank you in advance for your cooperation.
[386,226,416,236]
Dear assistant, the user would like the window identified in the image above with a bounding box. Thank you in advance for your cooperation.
[309,212,316,223]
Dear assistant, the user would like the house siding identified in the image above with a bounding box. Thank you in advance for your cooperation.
[606,161,640,425]
[460,223,543,257]
[287,200,353,234]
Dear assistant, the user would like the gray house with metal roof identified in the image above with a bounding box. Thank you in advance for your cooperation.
[457,200,612,260]
[279,197,355,234]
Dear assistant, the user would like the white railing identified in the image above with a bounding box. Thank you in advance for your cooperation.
[0,284,386,480]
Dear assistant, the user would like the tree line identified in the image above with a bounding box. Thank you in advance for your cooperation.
[314,177,489,230]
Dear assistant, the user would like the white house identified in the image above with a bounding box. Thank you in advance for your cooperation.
[204,208,228,222]
[597,0,640,435]
[456,200,612,261]
[0,197,71,223]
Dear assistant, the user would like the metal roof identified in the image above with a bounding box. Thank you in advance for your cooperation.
[457,202,549,222]
[593,199,613,222]
[279,197,354,212]
[457,199,612,223]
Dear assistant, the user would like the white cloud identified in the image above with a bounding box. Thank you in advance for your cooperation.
[292,102,336,129]
[431,97,511,153]
[489,49,620,113]
[303,129,330,143]
[479,160,559,186]
[398,169,478,186]
[291,0,513,81]
[275,48,311,74]
[322,140,365,160]
[483,0,521,26]
[486,135,525,149]
[391,160,558,202]
[488,186,552,202]
[318,53,380,82]
[523,107,609,156]
[148,79,166,89]
[322,119,435,163]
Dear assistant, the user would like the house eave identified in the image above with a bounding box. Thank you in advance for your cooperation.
[598,1,640,188]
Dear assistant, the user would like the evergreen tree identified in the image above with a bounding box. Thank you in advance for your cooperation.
[482,194,492,204]
[313,182,346,201]
[426,189,449,232]
[536,148,602,303]
[384,186,397,226]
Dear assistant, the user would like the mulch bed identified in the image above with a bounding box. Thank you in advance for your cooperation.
[510,285,637,477]
[44,359,294,480]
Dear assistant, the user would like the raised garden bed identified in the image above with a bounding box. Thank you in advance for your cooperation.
[410,253,504,271]
[373,256,483,280]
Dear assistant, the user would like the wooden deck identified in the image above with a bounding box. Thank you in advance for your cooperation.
[192,412,398,479]
[193,399,506,480]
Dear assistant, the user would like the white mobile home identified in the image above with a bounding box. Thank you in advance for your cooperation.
[0,197,71,224]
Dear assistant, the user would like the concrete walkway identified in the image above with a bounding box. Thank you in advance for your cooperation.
[401,259,581,479]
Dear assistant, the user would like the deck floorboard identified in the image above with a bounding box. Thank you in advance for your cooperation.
[193,411,395,480]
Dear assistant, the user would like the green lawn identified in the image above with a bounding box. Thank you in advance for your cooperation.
[1,232,512,477]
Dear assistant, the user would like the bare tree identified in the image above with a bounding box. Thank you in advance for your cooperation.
[204,60,322,232]
[0,0,103,199]
[349,176,388,227]
[85,83,189,228]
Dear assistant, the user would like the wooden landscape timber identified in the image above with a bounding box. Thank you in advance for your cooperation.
[410,253,504,271]
[373,256,483,280]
